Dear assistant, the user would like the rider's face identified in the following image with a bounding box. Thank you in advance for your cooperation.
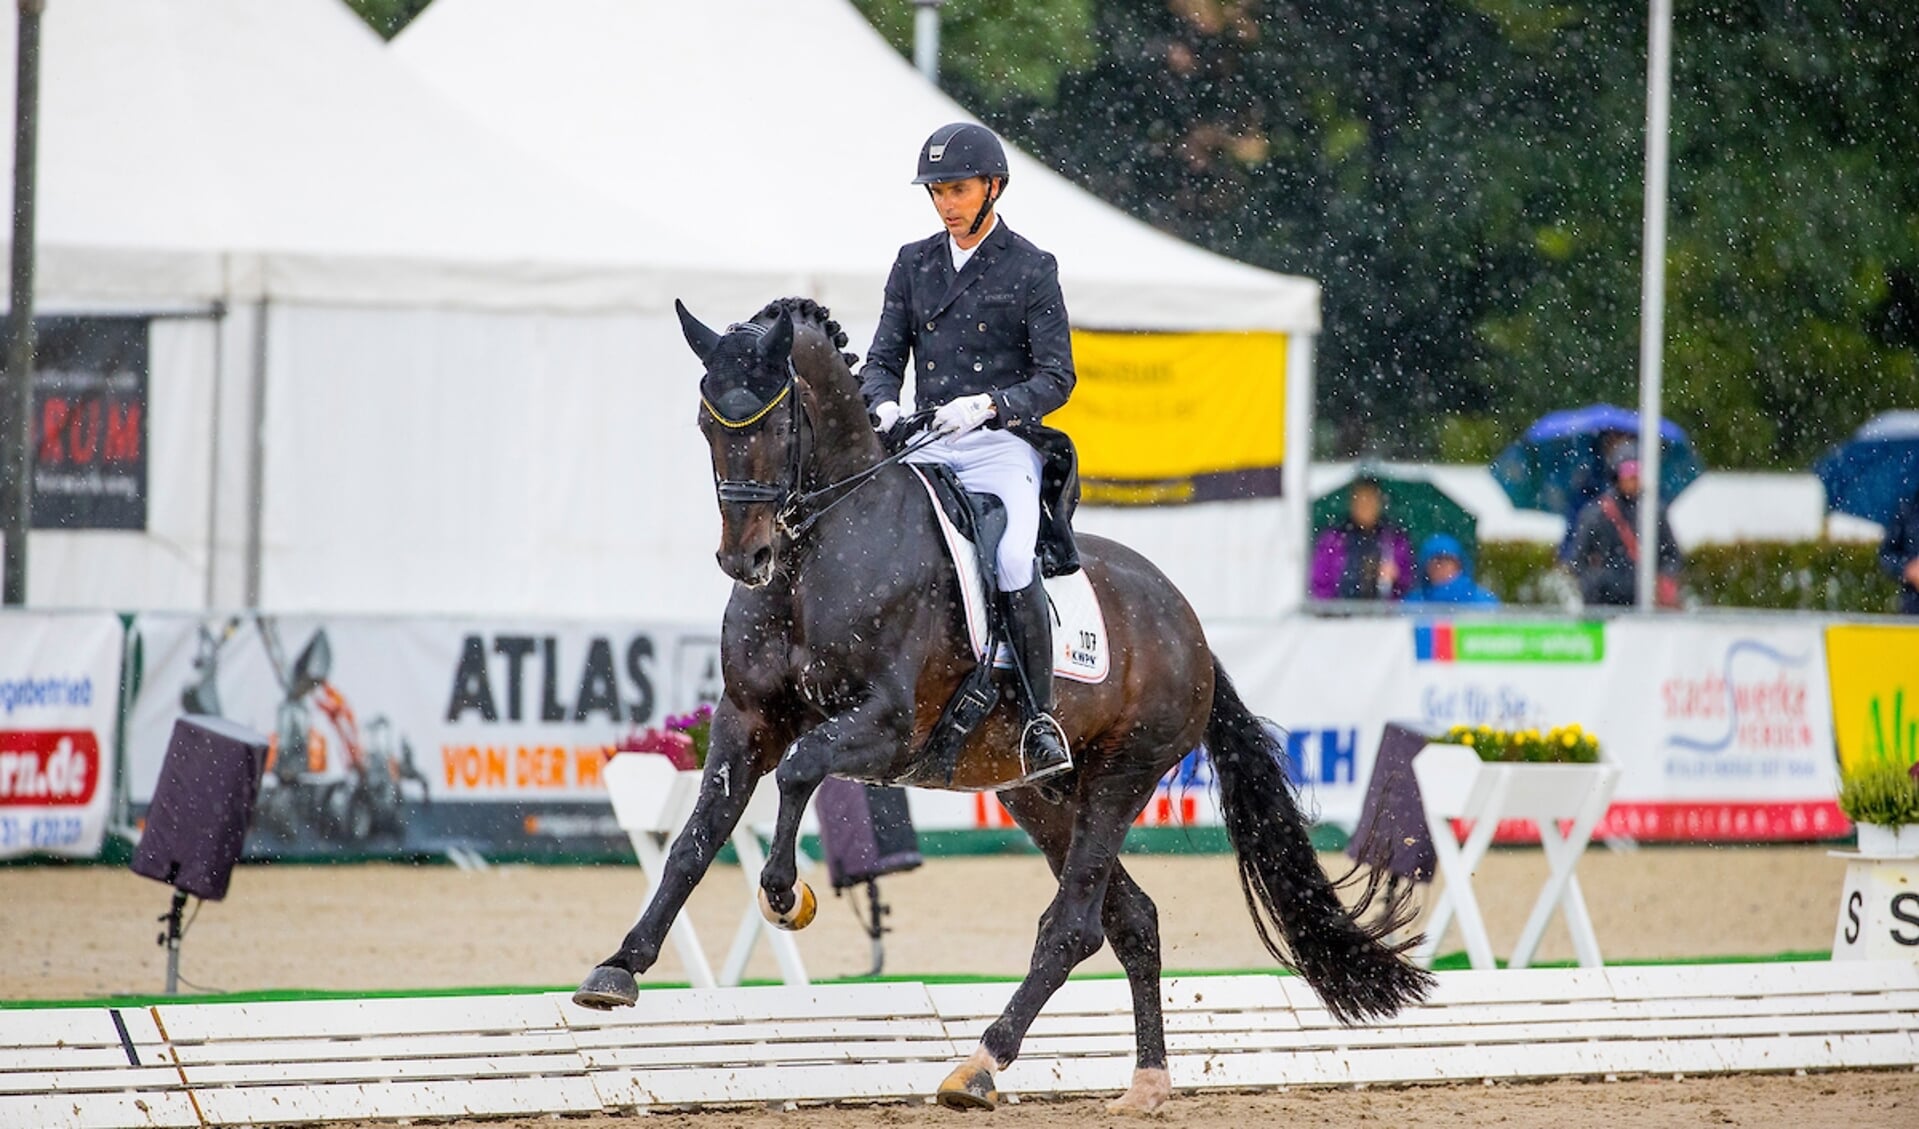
[927,177,998,246]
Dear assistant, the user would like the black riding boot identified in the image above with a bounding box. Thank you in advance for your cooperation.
[1002,576,1072,785]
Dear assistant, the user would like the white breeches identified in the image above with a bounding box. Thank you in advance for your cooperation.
[906,428,1045,590]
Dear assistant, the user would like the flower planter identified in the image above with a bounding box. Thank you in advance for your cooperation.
[1854,822,1919,858]
[1409,743,1622,970]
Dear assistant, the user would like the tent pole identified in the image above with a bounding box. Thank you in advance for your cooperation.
[203,302,228,609]
[243,301,269,608]
[1286,332,1316,615]
[1634,0,1672,611]
[2,0,43,606]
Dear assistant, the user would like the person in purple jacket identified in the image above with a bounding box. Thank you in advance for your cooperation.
[1310,475,1415,601]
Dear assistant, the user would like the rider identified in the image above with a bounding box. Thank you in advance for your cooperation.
[860,122,1075,787]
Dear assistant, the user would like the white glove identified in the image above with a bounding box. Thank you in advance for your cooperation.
[932,393,996,436]
[871,400,901,433]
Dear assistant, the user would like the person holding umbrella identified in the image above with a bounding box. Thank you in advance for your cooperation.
[1569,456,1683,608]
[1880,484,1919,615]
[1310,475,1415,601]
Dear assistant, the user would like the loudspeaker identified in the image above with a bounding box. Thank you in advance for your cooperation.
[812,778,922,890]
[131,715,269,901]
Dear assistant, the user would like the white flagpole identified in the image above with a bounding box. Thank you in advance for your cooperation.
[1635,0,1673,610]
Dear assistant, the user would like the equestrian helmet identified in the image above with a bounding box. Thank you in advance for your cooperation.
[913,122,1010,185]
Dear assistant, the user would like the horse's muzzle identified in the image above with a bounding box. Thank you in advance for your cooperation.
[717,544,775,588]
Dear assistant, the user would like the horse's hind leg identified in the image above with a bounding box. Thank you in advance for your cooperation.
[937,776,1160,1111]
[998,788,1170,1112]
[1097,865,1172,1113]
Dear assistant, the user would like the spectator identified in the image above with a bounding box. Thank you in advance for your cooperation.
[1570,458,1682,607]
[1311,476,1414,601]
[1558,432,1638,565]
[1880,484,1919,615]
[1404,533,1500,606]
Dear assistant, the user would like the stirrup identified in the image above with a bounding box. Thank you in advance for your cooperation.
[1015,714,1072,784]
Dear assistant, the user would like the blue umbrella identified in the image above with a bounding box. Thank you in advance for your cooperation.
[1815,411,1919,526]
[1491,403,1704,519]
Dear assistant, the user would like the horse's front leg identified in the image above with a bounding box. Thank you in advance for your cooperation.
[574,702,784,1008]
[757,691,910,922]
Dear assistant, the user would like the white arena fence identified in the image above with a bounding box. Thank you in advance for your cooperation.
[4,962,1915,1128]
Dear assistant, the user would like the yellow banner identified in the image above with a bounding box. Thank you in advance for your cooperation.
[1825,624,1919,774]
[1049,331,1287,505]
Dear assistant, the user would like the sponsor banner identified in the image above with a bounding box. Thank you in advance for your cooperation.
[1196,617,1842,844]
[960,746,1223,834]
[1824,623,1919,776]
[0,613,124,859]
[125,614,721,860]
[28,316,150,530]
[1054,330,1287,505]
[1207,617,1407,830]
[1603,620,1837,811]
[1599,800,1845,843]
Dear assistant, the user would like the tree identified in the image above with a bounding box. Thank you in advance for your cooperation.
[859,0,1919,468]
[345,0,433,40]
[850,1,1096,105]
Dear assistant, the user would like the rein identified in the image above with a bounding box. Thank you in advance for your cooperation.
[703,375,939,543]
[781,413,941,539]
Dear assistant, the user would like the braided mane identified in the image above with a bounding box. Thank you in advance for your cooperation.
[750,297,861,371]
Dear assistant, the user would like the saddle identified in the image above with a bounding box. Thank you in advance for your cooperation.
[905,465,1110,785]
[916,465,1008,597]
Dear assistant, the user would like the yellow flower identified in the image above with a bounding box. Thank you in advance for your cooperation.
[1460,733,1475,746]
[1562,732,1578,747]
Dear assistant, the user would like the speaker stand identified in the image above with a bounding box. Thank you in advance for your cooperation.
[853,878,892,978]
[156,888,189,995]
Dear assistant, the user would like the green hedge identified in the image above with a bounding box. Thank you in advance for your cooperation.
[1475,540,1904,613]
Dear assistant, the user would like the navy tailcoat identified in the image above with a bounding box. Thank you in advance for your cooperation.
[859,218,1081,576]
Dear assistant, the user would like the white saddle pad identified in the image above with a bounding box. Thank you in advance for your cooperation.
[910,467,1110,685]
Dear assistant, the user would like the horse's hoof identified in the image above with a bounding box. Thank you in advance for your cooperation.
[571,965,638,1010]
[935,1064,998,1111]
[936,1047,1001,1111]
[759,880,818,931]
[1106,1066,1172,1115]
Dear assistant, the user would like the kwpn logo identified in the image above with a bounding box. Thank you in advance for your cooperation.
[1415,622,1604,664]
[0,731,101,805]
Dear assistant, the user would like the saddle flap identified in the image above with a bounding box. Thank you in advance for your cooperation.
[916,464,1007,593]
[908,466,1109,685]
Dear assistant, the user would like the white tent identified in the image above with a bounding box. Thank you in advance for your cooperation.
[395,0,1323,619]
[395,0,1319,334]
[5,0,790,616]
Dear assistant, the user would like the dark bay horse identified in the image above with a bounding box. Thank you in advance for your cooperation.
[574,297,1432,1112]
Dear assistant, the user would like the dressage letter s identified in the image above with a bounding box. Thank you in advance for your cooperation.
[1891,892,1919,946]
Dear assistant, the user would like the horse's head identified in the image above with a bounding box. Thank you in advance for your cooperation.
[678,299,803,588]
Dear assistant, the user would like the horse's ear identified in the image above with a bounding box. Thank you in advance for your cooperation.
[675,299,722,361]
[760,309,794,368]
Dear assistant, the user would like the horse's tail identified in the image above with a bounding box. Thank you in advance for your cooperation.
[1206,655,1435,1024]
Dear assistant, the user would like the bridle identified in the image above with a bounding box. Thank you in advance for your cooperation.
[702,362,940,544]
[702,361,806,511]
